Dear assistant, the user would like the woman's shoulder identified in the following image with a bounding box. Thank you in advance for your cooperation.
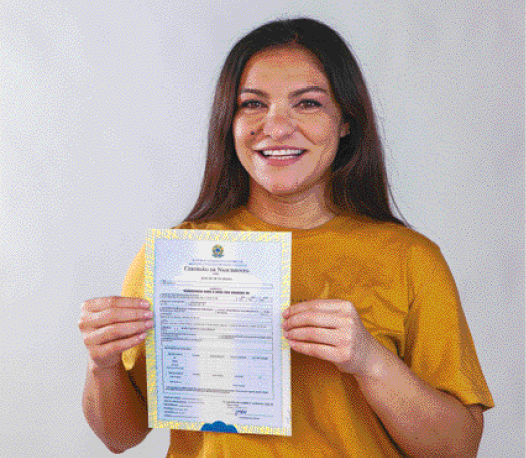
[336,212,440,253]
[331,214,447,281]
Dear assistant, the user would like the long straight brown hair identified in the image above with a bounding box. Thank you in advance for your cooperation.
[185,18,405,226]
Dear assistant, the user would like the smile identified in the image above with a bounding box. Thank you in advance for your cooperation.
[259,149,305,158]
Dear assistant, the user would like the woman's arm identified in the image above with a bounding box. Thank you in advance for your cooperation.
[282,300,484,458]
[353,340,483,457]
[79,296,153,453]
[83,360,151,453]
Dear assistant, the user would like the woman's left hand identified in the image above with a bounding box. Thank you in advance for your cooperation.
[282,299,382,376]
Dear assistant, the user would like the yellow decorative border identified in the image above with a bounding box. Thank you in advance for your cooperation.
[145,229,291,435]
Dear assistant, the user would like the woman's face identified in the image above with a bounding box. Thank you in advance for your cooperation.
[232,46,349,200]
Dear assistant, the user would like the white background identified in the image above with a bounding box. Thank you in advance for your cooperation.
[0,1,523,457]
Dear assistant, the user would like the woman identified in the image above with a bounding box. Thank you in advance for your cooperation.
[79,18,493,457]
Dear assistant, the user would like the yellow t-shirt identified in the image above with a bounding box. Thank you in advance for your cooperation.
[122,207,494,457]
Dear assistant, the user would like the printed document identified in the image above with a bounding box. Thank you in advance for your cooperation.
[144,229,291,435]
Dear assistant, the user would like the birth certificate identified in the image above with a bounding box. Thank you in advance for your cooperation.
[144,229,291,435]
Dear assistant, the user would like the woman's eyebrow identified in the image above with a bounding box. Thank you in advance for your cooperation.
[290,86,329,97]
[239,88,268,97]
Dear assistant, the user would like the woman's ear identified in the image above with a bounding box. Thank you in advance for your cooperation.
[340,122,350,138]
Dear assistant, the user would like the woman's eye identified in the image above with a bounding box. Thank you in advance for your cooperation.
[240,100,264,109]
[297,99,322,110]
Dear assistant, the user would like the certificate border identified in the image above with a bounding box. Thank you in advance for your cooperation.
[145,229,292,436]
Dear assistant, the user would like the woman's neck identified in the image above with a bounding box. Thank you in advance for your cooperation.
[246,184,337,229]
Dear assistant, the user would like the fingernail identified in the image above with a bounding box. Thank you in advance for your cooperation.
[144,311,153,319]
[141,300,150,308]
[145,320,154,328]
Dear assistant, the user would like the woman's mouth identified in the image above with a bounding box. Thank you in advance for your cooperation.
[257,149,306,160]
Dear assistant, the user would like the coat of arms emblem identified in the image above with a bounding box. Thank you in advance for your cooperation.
[212,245,224,258]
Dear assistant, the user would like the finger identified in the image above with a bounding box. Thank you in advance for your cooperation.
[283,300,351,318]
[284,326,341,346]
[283,312,346,331]
[90,332,148,364]
[83,320,153,347]
[287,340,349,364]
[87,307,153,329]
[82,296,150,313]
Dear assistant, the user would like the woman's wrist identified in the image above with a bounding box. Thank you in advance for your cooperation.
[354,337,401,383]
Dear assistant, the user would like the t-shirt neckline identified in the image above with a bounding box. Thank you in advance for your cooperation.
[233,206,358,237]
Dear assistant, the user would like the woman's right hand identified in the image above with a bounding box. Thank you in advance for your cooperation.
[78,296,153,371]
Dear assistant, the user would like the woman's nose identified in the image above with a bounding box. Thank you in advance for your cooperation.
[262,107,296,139]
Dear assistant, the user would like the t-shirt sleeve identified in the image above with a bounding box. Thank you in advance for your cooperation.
[402,242,494,410]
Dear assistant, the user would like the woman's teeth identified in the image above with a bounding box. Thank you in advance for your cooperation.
[261,149,304,157]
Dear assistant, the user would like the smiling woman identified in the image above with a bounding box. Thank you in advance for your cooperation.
[79,17,494,458]
[233,46,349,219]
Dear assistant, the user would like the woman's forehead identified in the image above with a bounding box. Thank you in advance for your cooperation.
[239,46,330,92]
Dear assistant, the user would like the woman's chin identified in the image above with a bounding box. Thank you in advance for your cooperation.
[261,182,304,198]
[250,175,329,201]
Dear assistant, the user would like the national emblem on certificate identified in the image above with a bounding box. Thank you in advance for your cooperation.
[144,229,292,436]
